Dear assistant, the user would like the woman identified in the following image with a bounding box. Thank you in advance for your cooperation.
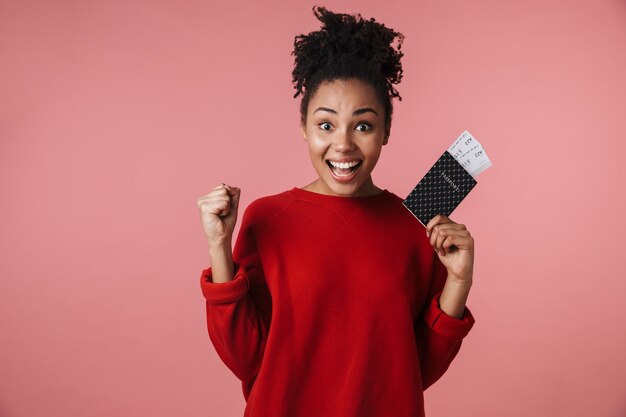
[196,6,476,417]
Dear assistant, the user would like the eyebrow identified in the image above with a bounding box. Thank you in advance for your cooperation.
[313,107,379,116]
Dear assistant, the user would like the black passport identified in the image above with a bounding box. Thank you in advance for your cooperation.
[402,150,477,227]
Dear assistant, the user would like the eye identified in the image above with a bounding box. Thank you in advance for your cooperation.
[319,122,333,131]
[356,122,372,132]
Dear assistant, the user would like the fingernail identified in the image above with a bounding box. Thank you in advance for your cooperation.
[426,230,430,238]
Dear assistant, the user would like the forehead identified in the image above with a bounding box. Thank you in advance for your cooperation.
[309,78,381,111]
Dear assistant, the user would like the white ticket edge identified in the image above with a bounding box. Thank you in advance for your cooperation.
[447,130,492,178]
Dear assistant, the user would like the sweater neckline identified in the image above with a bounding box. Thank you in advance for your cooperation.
[288,187,394,207]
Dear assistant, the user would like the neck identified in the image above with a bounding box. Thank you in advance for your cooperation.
[302,178,383,197]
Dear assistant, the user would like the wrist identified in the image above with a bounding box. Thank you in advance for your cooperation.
[208,238,232,253]
[446,273,473,288]
[439,277,472,319]
[207,241,235,284]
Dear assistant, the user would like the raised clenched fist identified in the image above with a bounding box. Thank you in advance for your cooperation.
[196,183,241,248]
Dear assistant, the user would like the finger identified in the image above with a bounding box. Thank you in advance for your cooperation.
[429,224,443,254]
[217,199,230,217]
[198,198,228,217]
[197,193,229,208]
[200,195,229,208]
[210,187,230,199]
[425,214,443,234]
[443,234,474,252]
[223,184,238,195]
[431,224,465,255]
[198,187,228,205]
[441,234,459,255]
[201,198,230,217]
[429,223,456,247]
[219,185,240,207]
[425,214,454,238]
[197,196,214,208]
[435,227,451,255]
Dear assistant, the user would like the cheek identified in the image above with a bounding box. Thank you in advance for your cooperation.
[307,136,328,153]
[306,143,324,166]
[362,143,384,166]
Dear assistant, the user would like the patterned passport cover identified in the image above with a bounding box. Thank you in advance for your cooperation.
[402,150,477,227]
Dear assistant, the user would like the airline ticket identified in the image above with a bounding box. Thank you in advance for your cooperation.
[447,130,492,178]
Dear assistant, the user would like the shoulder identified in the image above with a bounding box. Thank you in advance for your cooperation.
[241,189,295,223]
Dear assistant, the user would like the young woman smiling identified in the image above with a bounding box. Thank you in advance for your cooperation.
[300,77,388,197]
[196,6,476,417]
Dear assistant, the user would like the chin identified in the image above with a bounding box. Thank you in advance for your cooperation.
[325,179,368,196]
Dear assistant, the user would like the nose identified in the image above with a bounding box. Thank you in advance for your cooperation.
[332,128,356,152]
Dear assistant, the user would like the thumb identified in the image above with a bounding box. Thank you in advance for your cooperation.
[229,187,241,212]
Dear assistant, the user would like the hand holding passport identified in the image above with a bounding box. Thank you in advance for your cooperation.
[402,130,492,227]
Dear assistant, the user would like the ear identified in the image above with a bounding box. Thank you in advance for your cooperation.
[383,128,390,145]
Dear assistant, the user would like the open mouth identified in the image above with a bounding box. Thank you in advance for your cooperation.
[325,160,363,179]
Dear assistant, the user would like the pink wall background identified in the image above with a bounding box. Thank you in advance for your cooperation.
[2,0,625,416]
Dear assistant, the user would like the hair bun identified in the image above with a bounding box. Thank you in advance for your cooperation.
[292,5,404,100]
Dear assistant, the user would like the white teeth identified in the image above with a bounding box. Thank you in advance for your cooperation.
[328,160,360,169]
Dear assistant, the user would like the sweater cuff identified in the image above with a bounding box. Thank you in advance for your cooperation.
[423,291,475,341]
[200,262,250,304]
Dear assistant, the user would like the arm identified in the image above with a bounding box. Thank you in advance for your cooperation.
[414,252,475,390]
[439,275,472,319]
[199,205,272,383]
[207,241,235,284]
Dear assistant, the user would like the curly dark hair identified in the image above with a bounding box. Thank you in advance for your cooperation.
[291,5,405,136]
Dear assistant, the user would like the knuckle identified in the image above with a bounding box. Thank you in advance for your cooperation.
[210,189,226,198]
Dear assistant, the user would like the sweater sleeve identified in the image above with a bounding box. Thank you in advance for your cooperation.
[199,204,272,384]
[414,251,475,390]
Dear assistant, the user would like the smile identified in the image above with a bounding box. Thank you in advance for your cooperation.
[325,159,363,181]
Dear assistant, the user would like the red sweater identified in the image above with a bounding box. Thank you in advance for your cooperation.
[200,187,475,417]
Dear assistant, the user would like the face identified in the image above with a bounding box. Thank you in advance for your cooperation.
[300,78,389,197]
